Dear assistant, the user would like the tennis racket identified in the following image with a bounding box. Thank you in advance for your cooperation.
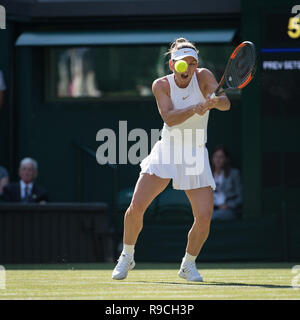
[210,41,256,99]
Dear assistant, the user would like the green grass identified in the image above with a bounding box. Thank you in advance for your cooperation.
[0,263,299,300]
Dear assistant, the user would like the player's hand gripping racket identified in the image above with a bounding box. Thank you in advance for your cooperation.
[210,41,256,99]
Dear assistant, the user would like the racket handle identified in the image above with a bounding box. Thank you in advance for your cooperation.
[210,92,216,99]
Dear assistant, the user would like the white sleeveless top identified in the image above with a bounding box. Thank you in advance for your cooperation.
[161,71,209,145]
[140,70,216,191]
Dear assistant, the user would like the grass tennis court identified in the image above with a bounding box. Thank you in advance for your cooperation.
[0,263,299,300]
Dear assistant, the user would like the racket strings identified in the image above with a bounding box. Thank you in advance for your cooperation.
[226,45,256,88]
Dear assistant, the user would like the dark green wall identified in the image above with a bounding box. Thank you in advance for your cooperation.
[16,47,163,204]
[240,0,263,218]
[0,23,13,174]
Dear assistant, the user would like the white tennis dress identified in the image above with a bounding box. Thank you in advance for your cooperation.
[140,72,216,190]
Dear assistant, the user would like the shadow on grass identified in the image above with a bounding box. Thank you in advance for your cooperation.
[136,280,294,290]
[3,262,298,271]
[135,262,299,270]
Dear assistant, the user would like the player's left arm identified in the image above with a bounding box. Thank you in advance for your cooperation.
[197,68,231,113]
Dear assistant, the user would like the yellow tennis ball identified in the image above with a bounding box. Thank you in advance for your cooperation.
[174,60,188,73]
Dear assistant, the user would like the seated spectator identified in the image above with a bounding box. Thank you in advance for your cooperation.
[210,145,242,221]
[0,165,9,196]
[2,157,48,203]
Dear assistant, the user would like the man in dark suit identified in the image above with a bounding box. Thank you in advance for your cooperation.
[2,157,48,203]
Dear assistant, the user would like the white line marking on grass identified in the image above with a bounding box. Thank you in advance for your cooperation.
[100,281,208,287]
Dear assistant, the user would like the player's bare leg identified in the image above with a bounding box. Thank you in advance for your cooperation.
[123,173,170,245]
[112,173,170,280]
[178,186,214,281]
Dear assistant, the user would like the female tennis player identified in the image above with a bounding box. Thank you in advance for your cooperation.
[112,38,231,281]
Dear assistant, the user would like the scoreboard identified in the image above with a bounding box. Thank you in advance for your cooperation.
[261,5,300,117]
[263,8,300,45]
[262,52,300,117]
[260,4,300,190]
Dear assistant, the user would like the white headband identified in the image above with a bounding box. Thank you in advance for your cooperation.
[171,48,198,62]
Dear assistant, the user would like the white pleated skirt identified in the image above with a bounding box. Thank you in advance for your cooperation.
[140,140,216,190]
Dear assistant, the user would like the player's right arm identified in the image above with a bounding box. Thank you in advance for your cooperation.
[152,78,201,127]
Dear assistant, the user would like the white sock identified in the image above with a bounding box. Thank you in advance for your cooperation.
[183,252,197,263]
[122,244,135,256]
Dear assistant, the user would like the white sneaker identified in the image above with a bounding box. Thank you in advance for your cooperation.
[178,259,203,282]
[112,253,135,280]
